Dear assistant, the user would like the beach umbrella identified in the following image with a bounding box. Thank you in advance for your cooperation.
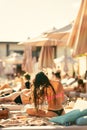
[18,23,72,71]
[18,35,67,47]
[18,22,72,47]
[18,37,57,73]
[0,59,4,76]
[3,53,23,64]
[54,56,76,64]
[18,35,66,71]
[67,0,87,56]
[43,22,72,46]
[39,23,72,72]
[22,45,33,73]
[38,46,56,70]
[63,48,69,73]
[18,36,56,46]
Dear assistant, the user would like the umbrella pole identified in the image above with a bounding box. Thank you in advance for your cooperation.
[86,56,87,93]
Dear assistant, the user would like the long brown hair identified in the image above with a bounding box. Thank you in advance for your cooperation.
[33,72,56,110]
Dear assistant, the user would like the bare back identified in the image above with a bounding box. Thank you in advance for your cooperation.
[46,80,64,110]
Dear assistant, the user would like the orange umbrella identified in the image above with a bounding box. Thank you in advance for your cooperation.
[67,0,87,56]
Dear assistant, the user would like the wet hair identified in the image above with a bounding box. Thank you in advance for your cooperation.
[33,71,56,109]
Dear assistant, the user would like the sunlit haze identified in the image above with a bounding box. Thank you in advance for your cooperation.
[0,0,81,41]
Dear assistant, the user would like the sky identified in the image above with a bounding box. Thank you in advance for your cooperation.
[0,0,81,42]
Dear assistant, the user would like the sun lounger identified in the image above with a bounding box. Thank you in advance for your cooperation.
[0,104,24,111]
[0,88,13,96]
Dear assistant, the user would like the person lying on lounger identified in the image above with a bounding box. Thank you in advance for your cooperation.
[64,79,86,99]
[0,73,32,104]
[0,73,31,96]
[0,87,33,104]
[14,72,31,90]
[74,79,86,93]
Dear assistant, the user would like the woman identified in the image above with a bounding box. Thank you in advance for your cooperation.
[0,80,33,104]
[74,79,86,93]
[26,71,65,117]
[64,79,86,99]
[23,73,31,89]
[0,86,33,104]
[0,73,33,104]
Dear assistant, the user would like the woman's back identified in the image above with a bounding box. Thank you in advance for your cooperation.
[26,71,65,117]
[46,80,64,110]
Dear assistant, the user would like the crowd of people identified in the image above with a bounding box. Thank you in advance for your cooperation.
[0,69,87,117]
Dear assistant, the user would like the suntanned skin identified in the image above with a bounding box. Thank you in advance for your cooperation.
[26,80,65,117]
[0,84,11,90]
[47,80,64,110]
[0,89,32,104]
[0,80,65,117]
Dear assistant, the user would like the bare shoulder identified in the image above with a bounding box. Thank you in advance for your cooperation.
[50,80,63,91]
